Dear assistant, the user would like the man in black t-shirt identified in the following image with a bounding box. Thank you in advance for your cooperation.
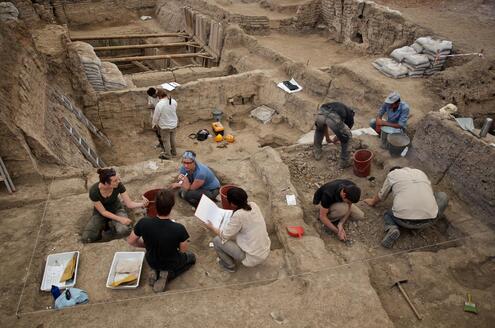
[313,179,364,241]
[128,189,196,293]
[313,102,355,168]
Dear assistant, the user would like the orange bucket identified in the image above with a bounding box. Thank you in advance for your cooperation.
[143,188,161,217]
[353,149,373,177]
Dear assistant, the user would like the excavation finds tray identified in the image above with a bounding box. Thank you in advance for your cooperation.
[41,251,80,292]
[106,252,145,289]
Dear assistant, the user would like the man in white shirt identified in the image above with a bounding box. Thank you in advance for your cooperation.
[152,89,178,160]
[364,167,449,248]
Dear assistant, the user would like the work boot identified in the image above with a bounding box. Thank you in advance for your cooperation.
[381,226,400,248]
[314,148,322,161]
[152,271,169,293]
[159,152,170,160]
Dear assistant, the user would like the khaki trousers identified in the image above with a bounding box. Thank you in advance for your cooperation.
[328,202,364,222]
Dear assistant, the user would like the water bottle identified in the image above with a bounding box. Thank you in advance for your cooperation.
[50,285,61,300]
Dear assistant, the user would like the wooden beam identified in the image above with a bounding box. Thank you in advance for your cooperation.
[70,32,188,41]
[93,42,200,51]
[101,52,209,63]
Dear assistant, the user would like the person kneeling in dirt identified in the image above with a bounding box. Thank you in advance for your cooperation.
[313,180,364,241]
[204,187,271,272]
[170,150,221,208]
[364,167,449,248]
[313,102,355,169]
[127,189,196,292]
[82,168,149,243]
[369,91,410,133]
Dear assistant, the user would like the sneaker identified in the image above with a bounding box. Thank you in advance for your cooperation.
[148,270,158,286]
[381,227,400,248]
[216,257,235,273]
[314,148,322,161]
[152,271,169,293]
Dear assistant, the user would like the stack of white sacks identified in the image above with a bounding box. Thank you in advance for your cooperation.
[71,41,127,91]
[373,36,453,78]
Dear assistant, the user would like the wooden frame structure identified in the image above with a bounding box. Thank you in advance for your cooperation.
[69,31,217,69]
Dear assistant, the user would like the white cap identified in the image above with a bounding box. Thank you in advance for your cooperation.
[384,91,401,104]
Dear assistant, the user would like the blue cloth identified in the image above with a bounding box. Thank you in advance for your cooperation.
[179,161,220,190]
[54,288,89,309]
[377,101,410,128]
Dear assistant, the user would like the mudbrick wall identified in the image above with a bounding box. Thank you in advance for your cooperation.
[0,18,94,178]
[412,112,495,218]
[10,0,156,26]
[91,71,264,132]
[321,0,428,54]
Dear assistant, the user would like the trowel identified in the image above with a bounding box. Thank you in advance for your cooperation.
[455,118,479,138]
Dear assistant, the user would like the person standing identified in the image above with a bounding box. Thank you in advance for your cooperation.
[147,87,163,151]
[82,168,149,243]
[313,102,355,168]
[152,89,178,160]
[313,179,364,241]
[204,187,270,272]
[128,189,196,292]
[364,167,449,248]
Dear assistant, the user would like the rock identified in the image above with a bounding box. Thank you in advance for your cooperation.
[0,2,19,21]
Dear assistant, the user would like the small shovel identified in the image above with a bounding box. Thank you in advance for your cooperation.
[464,292,478,314]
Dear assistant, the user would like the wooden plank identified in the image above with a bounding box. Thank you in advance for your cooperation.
[101,52,209,63]
[93,42,198,51]
[70,32,188,41]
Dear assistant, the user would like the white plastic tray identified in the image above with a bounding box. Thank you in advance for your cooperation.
[106,252,145,289]
[41,251,80,292]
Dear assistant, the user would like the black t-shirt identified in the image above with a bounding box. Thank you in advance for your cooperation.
[313,179,355,208]
[319,102,355,129]
[89,182,126,213]
[134,217,189,270]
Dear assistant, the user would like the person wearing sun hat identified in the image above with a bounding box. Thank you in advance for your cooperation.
[369,91,410,147]
[370,91,410,131]
[170,150,220,207]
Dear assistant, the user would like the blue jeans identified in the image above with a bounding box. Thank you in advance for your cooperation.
[384,192,449,229]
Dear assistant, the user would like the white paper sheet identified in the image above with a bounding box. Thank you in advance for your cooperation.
[160,82,181,91]
[286,194,297,206]
[194,195,232,229]
[276,78,303,94]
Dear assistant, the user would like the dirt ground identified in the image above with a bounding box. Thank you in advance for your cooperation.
[1,0,495,327]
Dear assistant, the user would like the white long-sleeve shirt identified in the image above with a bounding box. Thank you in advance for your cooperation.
[152,98,178,129]
[220,202,271,267]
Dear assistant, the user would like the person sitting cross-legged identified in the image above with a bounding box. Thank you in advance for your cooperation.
[313,179,364,242]
[203,187,271,272]
[170,150,220,208]
[127,189,196,292]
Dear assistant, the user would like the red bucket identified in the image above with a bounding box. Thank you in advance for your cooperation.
[143,188,161,217]
[219,185,236,210]
[353,149,373,177]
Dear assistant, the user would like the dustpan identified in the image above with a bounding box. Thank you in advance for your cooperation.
[455,118,479,137]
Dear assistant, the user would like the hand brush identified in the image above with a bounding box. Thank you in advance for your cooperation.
[464,292,478,314]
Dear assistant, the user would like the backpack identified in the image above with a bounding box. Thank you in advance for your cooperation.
[189,129,210,141]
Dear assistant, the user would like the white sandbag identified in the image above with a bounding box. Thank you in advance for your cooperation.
[411,42,423,53]
[416,36,453,54]
[390,46,417,62]
[372,58,409,79]
[403,53,430,67]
